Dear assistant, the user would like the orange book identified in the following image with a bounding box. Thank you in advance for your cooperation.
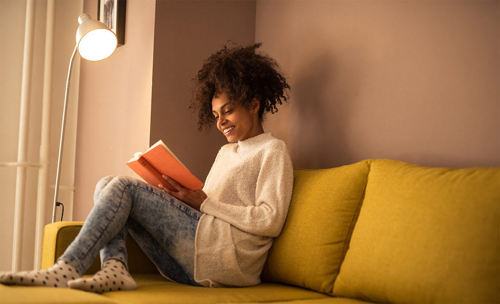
[126,140,203,191]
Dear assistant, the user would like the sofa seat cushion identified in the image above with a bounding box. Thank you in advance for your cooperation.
[233,297,374,303]
[0,283,117,304]
[262,161,370,295]
[100,274,326,304]
[273,298,372,304]
[334,159,500,303]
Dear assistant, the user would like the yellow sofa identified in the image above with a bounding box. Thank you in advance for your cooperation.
[2,159,499,304]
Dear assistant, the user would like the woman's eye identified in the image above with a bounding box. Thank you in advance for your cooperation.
[224,110,232,114]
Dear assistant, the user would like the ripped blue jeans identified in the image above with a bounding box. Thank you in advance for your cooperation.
[60,176,201,285]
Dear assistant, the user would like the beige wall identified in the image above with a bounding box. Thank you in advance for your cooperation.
[74,0,155,220]
[150,0,256,181]
[257,0,500,168]
[0,0,83,270]
[0,0,27,272]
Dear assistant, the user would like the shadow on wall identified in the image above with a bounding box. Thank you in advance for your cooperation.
[291,50,363,169]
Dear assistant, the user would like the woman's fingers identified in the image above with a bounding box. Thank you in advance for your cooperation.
[158,176,206,210]
[157,183,168,192]
[159,182,184,201]
[162,175,183,191]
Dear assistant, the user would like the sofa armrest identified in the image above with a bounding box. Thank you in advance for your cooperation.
[41,221,158,274]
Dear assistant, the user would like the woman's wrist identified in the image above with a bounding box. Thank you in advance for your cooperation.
[186,190,207,211]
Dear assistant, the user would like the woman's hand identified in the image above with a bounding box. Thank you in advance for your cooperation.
[158,175,207,211]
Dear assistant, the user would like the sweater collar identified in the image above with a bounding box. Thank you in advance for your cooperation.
[237,132,272,151]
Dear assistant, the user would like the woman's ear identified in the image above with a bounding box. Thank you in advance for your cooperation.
[250,99,260,114]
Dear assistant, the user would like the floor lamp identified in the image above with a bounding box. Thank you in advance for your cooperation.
[52,13,117,222]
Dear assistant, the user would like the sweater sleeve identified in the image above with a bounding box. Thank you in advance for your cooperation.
[200,143,293,237]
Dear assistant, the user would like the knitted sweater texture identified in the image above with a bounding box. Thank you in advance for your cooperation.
[194,132,293,287]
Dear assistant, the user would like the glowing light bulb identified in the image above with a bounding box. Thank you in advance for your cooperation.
[78,29,117,61]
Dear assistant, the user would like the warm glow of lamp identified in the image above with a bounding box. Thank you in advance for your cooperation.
[76,14,117,60]
[78,29,117,60]
[52,13,117,222]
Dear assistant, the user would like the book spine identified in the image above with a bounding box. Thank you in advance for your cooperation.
[137,156,176,191]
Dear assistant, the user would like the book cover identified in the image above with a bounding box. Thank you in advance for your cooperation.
[126,140,204,191]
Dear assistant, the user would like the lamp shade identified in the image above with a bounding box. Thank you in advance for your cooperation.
[76,13,117,61]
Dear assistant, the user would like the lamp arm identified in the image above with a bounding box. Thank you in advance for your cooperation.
[52,43,79,223]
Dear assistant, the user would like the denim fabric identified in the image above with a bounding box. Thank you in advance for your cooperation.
[61,176,201,285]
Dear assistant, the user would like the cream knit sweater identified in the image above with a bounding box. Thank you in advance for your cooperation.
[194,132,293,287]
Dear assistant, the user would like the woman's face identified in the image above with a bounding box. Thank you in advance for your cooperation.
[212,92,263,143]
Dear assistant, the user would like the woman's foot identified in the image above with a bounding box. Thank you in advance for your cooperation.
[68,259,136,293]
[0,260,80,288]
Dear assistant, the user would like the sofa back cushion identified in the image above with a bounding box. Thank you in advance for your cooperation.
[333,159,500,303]
[262,160,370,295]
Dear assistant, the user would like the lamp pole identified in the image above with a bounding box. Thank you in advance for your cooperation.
[51,44,78,223]
[51,14,117,222]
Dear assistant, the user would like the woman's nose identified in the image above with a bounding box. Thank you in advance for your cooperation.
[218,116,227,126]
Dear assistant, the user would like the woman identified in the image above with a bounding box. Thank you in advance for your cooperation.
[0,43,293,292]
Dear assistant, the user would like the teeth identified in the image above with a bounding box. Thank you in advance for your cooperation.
[223,127,234,134]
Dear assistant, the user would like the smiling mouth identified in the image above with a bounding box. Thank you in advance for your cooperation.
[223,126,235,135]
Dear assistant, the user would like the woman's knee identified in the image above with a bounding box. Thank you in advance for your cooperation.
[94,176,114,199]
[94,176,135,203]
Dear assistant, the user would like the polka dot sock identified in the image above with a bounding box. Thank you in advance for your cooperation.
[0,259,80,288]
[68,258,137,293]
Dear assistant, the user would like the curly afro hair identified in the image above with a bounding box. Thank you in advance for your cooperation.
[192,43,290,130]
